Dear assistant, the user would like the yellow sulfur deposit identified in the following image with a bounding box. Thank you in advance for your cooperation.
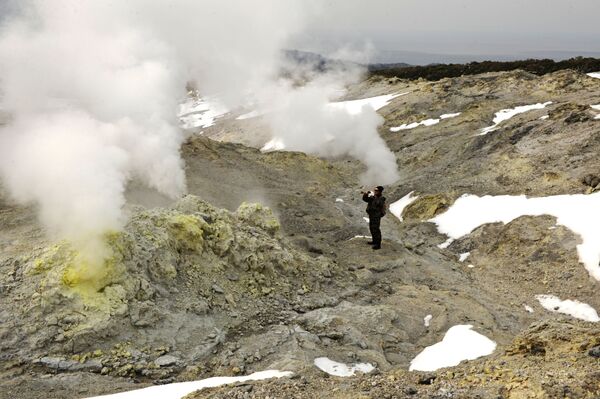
[167,214,207,252]
[205,219,234,255]
[28,242,77,275]
[30,231,130,311]
[236,202,280,235]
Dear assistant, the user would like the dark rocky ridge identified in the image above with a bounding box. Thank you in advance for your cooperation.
[371,57,600,81]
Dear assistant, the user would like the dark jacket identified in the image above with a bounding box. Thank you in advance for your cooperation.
[363,193,386,218]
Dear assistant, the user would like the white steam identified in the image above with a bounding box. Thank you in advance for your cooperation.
[255,39,399,185]
[262,74,400,184]
[0,1,399,266]
[0,1,191,263]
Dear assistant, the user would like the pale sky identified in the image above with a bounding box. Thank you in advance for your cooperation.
[295,0,600,63]
[1,0,598,64]
[306,0,600,37]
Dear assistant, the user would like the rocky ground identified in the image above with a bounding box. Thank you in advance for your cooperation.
[1,68,600,398]
[190,320,600,399]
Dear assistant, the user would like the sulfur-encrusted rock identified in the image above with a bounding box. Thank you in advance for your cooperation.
[235,202,280,235]
[402,193,452,221]
[8,194,340,377]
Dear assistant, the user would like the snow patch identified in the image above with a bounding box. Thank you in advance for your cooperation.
[524,304,534,313]
[440,112,461,119]
[335,198,344,203]
[236,110,262,120]
[390,112,460,132]
[329,92,408,115]
[592,104,600,119]
[351,235,372,240]
[437,238,454,249]
[587,72,600,79]
[424,314,433,327]
[84,370,292,399]
[429,192,600,281]
[409,325,496,372]
[389,191,418,221]
[539,115,549,120]
[479,102,552,135]
[314,357,375,377]
[237,92,409,121]
[458,252,470,262]
[390,119,439,132]
[536,294,599,322]
[179,97,228,129]
[467,264,475,268]
[363,217,370,223]
[261,138,286,152]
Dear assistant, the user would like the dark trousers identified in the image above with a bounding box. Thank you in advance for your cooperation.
[369,216,382,246]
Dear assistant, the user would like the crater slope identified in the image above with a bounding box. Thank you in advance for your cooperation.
[1,69,600,398]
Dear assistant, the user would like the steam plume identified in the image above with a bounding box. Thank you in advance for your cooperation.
[260,68,400,185]
[0,1,399,268]
[0,1,190,265]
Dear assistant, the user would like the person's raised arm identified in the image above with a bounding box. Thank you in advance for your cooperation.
[361,191,372,203]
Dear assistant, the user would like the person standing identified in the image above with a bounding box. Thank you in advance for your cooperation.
[361,186,386,250]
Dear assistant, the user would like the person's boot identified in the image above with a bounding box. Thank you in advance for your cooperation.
[372,244,381,250]
[367,241,374,245]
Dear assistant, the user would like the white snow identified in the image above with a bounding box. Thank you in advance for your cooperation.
[409,325,496,372]
[440,112,461,119]
[539,115,549,120]
[424,314,433,327]
[363,217,370,223]
[390,112,460,132]
[587,72,600,79]
[329,92,408,115]
[314,357,375,377]
[236,110,262,120]
[179,97,228,129]
[536,294,600,322]
[261,138,286,152]
[351,235,372,240]
[84,370,292,399]
[390,119,439,132]
[237,92,409,121]
[467,264,475,268]
[429,192,600,281]
[335,198,344,203]
[479,102,552,135]
[389,191,418,221]
[437,238,454,249]
[590,104,600,110]
[458,252,470,262]
[524,304,534,313]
